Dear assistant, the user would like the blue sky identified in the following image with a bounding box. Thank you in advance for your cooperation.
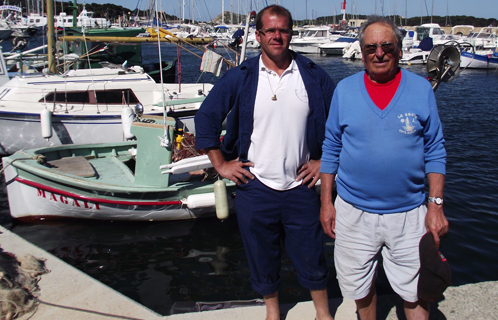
[90,0,497,22]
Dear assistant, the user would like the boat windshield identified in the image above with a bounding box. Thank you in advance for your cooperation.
[303,29,328,38]
[416,26,444,41]
[214,27,229,34]
[40,89,140,105]
[303,30,317,37]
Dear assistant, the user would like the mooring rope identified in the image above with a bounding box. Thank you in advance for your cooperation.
[0,151,46,175]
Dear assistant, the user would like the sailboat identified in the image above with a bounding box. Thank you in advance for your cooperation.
[0,0,213,156]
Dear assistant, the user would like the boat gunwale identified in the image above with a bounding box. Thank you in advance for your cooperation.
[6,142,235,193]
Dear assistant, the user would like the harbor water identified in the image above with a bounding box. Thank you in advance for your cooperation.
[1,37,498,315]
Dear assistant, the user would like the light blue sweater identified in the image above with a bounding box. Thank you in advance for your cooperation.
[321,69,446,213]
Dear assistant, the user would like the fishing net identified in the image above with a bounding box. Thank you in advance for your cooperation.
[0,248,49,319]
[172,130,218,180]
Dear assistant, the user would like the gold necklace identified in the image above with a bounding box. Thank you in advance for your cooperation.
[266,71,277,101]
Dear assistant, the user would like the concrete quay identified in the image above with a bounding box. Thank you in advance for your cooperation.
[1,224,496,320]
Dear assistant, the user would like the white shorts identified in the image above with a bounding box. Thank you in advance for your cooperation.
[334,195,427,302]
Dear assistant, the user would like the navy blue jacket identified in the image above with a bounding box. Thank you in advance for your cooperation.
[195,51,335,161]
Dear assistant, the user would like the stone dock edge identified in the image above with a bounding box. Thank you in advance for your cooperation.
[1,225,496,320]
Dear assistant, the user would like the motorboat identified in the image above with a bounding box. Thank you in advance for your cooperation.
[319,32,358,55]
[400,37,434,65]
[2,113,236,221]
[342,40,362,60]
[464,27,498,50]
[168,24,210,39]
[400,48,431,65]
[209,24,244,46]
[55,6,110,29]
[0,5,37,38]
[244,27,260,49]
[400,25,474,65]
[290,26,333,54]
[25,13,47,34]
[412,23,446,47]
[460,49,498,69]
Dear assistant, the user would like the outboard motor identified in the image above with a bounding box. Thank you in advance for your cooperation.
[229,29,245,49]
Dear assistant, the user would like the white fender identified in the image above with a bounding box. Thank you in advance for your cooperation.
[214,180,229,220]
[183,193,215,209]
[121,106,135,140]
[40,108,52,139]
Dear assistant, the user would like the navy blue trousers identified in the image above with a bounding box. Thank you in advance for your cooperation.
[235,176,329,296]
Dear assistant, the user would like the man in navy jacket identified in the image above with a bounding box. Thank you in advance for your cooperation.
[195,5,335,320]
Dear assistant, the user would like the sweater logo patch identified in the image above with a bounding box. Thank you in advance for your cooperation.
[398,113,417,134]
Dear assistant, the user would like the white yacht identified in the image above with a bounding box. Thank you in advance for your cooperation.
[319,32,358,55]
[55,6,110,29]
[290,26,333,54]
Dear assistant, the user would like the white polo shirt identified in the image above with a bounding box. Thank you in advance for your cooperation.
[247,57,310,191]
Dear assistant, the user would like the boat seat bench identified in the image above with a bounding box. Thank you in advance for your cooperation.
[44,155,136,184]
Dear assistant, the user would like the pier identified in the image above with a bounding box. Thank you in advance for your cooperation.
[1,225,496,320]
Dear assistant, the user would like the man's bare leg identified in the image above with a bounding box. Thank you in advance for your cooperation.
[404,299,429,320]
[355,286,377,320]
[310,288,334,320]
[264,292,280,320]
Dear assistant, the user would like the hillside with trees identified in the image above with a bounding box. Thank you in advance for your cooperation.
[5,0,497,27]
[7,0,180,22]
[303,14,496,28]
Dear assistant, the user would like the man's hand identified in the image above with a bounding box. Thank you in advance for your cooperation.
[320,173,336,238]
[426,173,448,247]
[215,158,254,185]
[206,148,254,185]
[320,201,336,239]
[297,159,321,188]
[425,203,449,248]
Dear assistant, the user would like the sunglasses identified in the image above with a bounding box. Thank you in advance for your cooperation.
[362,42,397,55]
[258,28,292,37]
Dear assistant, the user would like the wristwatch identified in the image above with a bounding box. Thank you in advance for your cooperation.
[428,197,444,205]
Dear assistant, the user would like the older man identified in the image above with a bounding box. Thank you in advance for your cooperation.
[195,5,335,320]
[320,16,449,320]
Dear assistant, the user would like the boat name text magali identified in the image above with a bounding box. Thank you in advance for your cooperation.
[37,189,101,210]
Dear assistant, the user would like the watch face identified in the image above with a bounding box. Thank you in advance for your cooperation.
[435,198,442,205]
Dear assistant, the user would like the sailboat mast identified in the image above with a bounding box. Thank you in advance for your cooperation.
[431,0,434,24]
[46,0,56,74]
[341,0,346,22]
[405,0,407,26]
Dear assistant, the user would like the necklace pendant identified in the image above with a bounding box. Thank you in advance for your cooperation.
[272,95,277,101]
